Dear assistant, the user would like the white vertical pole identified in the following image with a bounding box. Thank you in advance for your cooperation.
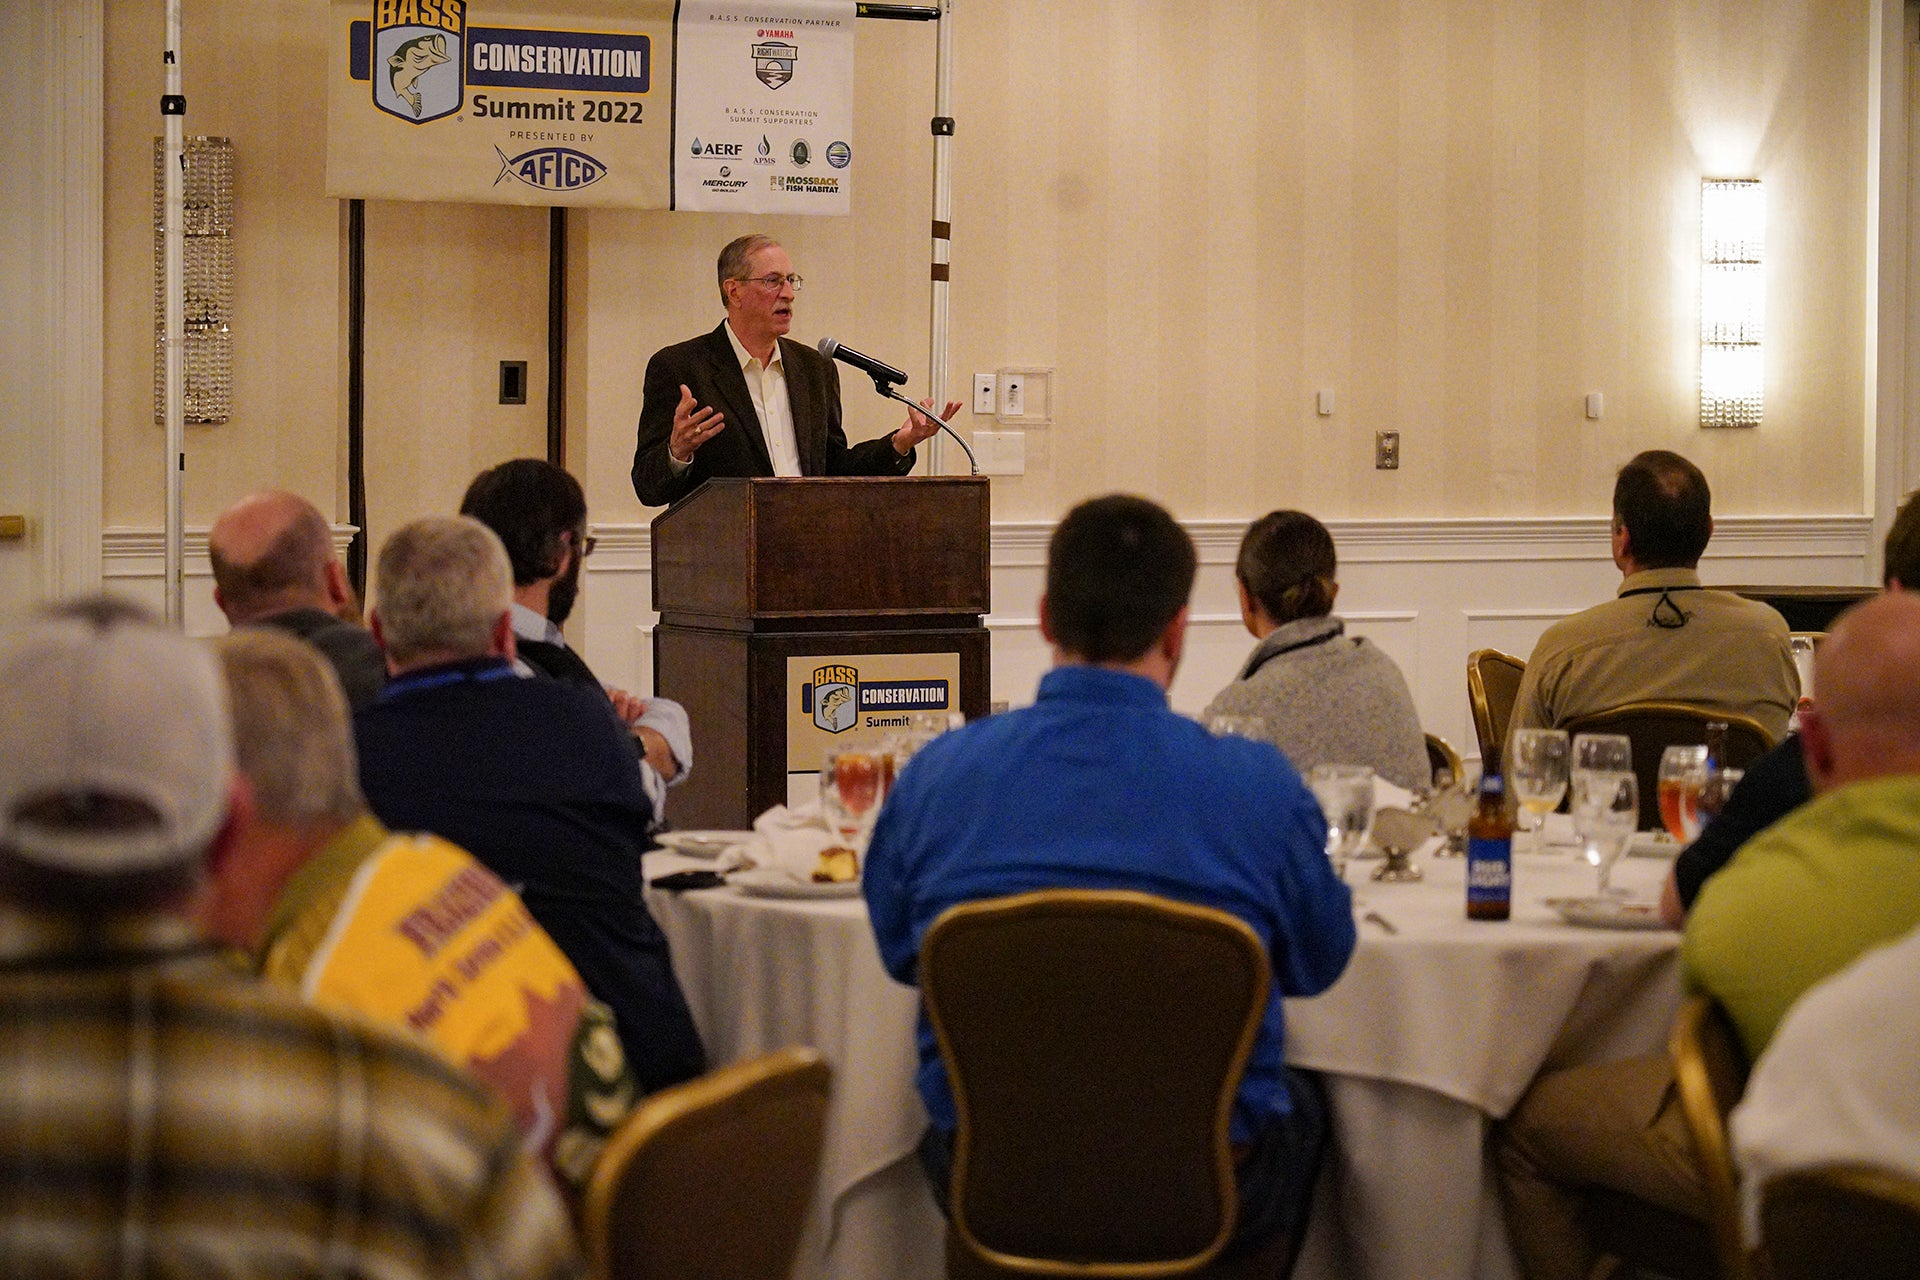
[162,1,185,623]
[927,0,954,474]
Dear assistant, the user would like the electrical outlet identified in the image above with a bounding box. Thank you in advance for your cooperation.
[973,374,997,415]
[1375,431,1400,470]
[1001,375,1025,419]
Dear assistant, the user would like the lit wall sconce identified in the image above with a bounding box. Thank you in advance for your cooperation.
[1700,178,1762,428]
[153,136,234,425]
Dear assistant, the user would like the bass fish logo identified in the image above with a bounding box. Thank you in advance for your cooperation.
[373,1,466,124]
[753,39,796,89]
[810,664,859,733]
[494,146,607,192]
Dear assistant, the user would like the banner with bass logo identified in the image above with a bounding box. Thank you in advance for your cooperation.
[326,0,674,208]
[785,652,960,770]
[670,0,855,214]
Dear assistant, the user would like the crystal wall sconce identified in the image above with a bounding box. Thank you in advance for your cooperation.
[153,135,233,425]
[1700,178,1763,428]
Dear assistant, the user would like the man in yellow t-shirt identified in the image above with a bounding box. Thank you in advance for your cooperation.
[201,628,634,1191]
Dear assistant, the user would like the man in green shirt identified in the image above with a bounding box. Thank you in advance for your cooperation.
[1495,590,1920,1280]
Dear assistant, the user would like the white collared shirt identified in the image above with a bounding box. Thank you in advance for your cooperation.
[724,321,803,477]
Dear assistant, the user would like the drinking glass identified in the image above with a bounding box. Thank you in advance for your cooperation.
[1571,770,1639,895]
[1658,745,1708,841]
[1508,729,1570,855]
[1573,733,1633,778]
[1307,764,1375,881]
[821,749,884,848]
[1204,714,1267,740]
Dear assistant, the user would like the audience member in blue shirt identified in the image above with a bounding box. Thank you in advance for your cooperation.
[864,494,1357,1255]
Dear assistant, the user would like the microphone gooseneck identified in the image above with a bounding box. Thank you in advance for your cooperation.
[817,336,979,477]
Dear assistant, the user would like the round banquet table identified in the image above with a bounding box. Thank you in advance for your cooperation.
[642,843,1683,1280]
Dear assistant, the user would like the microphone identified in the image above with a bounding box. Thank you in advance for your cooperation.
[817,336,909,388]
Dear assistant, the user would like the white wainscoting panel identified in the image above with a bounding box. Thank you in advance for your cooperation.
[581,513,1874,768]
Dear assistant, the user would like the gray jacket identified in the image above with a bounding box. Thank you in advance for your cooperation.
[1202,615,1430,792]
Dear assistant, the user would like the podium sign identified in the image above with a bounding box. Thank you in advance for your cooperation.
[651,477,990,828]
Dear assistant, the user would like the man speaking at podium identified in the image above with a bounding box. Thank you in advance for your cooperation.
[631,234,960,508]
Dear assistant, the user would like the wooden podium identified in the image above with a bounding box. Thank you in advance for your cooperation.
[651,477,991,830]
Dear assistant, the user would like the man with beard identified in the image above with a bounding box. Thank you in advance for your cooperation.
[461,460,690,819]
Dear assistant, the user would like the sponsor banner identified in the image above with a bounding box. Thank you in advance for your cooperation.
[672,0,854,214]
[327,0,673,208]
[786,652,960,770]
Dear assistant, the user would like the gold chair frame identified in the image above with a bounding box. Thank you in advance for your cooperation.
[1424,732,1465,788]
[1759,1163,1920,1280]
[1466,649,1526,766]
[1669,996,1754,1280]
[582,1046,831,1280]
[923,888,1270,1279]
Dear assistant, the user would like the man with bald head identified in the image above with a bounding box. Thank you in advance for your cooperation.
[208,490,385,708]
[1496,591,1920,1280]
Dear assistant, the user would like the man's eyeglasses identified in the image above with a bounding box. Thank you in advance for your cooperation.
[570,531,597,558]
[740,273,803,292]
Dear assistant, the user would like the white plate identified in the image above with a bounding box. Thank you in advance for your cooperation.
[1543,896,1669,931]
[655,830,755,859]
[1628,830,1682,858]
[730,869,863,899]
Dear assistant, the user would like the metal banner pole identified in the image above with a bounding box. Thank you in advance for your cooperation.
[162,0,186,623]
[927,0,954,474]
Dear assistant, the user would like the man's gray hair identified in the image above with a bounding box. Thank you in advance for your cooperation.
[214,629,364,828]
[373,516,513,666]
[717,233,778,308]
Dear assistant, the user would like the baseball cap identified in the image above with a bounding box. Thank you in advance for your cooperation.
[0,602,233,874]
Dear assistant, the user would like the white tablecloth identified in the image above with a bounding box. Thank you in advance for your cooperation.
[643,846,1682,1280]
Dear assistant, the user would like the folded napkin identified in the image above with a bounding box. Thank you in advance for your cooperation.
[716,803,846,882]
[1370,778,1415,814]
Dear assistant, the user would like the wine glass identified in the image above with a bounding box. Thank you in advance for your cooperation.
[821,749,884,848]
[1307,764,1375,882]
[1508,729,1570,855]
[1573,733,1633,778]
[1658,745,1708,841]
[1571,769,1639,896]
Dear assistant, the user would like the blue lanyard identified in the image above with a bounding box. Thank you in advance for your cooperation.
[378,661,518,702]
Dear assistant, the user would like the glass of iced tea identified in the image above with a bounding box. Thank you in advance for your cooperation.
[822,749,884,847]
[1658,745,1708,841]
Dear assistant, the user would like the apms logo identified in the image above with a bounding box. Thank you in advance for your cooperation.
[372,0,466,124]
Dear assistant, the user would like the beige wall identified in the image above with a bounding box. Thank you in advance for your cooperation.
[99,0,1873,545]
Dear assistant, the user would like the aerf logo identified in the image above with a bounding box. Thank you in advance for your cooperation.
[373,0,466,124]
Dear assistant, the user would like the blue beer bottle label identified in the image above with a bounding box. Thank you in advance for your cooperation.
[1465,837,1512,903]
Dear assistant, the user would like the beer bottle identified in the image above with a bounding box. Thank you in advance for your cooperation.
[1466,763,1513,921]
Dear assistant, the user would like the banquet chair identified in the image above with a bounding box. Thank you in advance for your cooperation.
[1758,1165,1920,1280]
[1669,996,1754,1280]
[583,1046,831,1280]
[1559,703,1773,831]
[1424,732,1465,788]
[922,889,1297,1279]
[1466,649,1526,766]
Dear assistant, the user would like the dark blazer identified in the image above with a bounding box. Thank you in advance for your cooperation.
[356,658,707,1092]
[630,321,916,507]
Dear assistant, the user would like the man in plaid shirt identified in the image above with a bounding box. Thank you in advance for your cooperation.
[0,597,580,1279]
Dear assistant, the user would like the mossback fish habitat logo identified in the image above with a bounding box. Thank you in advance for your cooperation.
[373,0,466,124]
